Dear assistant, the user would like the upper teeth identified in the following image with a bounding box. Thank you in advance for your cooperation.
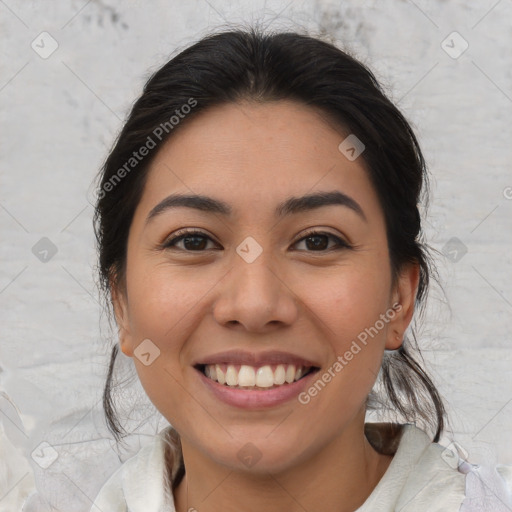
[204,364,309,388]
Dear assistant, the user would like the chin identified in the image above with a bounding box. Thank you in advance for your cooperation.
[206,435,310,476]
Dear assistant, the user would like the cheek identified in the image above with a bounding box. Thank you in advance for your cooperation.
[294,263,391,402]
[303,262,391,344]
[126,263,212,343]
[122,265,206,399]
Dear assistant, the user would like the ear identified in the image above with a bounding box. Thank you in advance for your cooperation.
[110,276,134,357]
[385,263,420,350]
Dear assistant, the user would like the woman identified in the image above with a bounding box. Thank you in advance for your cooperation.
[90,27,512,511]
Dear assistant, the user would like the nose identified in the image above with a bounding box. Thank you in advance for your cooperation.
[212,247,299,333]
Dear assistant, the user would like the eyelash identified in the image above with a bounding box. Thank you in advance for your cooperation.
[160,228,352,253]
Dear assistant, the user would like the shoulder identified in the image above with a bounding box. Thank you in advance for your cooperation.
[394,429,469,511]
[90,427,175,512]
[361,423,512,512]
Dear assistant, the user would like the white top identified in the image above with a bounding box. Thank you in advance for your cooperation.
[89,423,512,512]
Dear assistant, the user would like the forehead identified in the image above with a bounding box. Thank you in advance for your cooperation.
[137,100,381,223]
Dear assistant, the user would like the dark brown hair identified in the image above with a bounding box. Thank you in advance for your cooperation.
[93,27,447,460]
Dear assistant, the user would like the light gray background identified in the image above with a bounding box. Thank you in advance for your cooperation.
[1,1,511,510]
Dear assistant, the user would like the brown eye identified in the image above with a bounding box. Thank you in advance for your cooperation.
[163,230,219,251]
[293,231,351,252]
[161,229,351,253]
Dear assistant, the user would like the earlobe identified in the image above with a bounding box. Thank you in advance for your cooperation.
[110,278,133,357]
[384,307,404,350]
[385,263,420,350]
[119,337,133,357]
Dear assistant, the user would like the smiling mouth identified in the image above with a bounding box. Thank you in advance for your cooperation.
[195,363,319,390]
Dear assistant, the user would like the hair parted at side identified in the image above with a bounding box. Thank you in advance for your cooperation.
[93,25,447,467]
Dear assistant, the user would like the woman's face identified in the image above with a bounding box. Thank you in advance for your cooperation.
[112,100,418,474]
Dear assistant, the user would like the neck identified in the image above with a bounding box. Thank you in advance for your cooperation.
[173,415,393,512]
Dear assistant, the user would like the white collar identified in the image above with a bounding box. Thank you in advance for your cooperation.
[91,422,512,512]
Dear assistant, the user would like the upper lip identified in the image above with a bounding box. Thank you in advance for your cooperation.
[193,350,321,368]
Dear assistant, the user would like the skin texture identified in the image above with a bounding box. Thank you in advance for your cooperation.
[112,100,420,512]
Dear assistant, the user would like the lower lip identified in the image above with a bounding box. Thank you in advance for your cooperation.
[196,367,320,409]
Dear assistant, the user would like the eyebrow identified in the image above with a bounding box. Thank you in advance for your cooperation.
[146,190,367,224]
